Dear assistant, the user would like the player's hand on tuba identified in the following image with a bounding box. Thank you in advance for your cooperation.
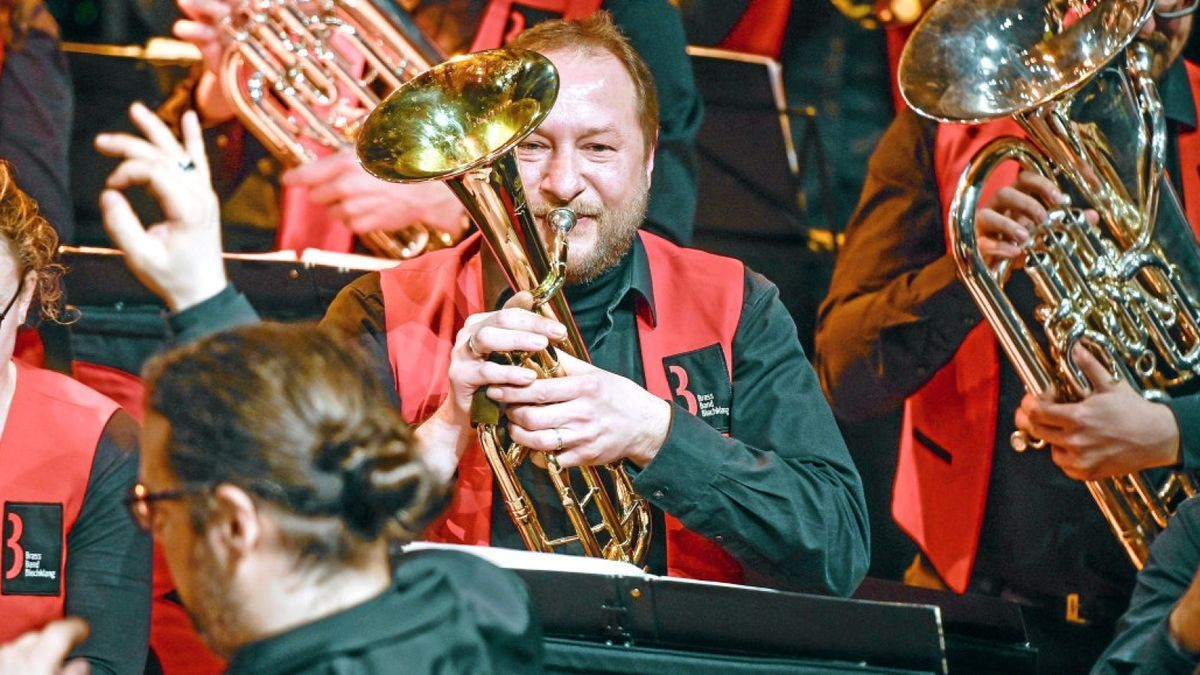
[173,0,239,123]
[1014,346,1181,480]
[281,149,470,240]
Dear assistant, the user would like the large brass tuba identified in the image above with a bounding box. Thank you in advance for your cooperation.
[900,0,1200,568]
[355,49,652,564]
[218,0,457,259]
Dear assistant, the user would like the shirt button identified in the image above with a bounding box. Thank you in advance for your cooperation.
[652,489,666,500]
[714,535,725,543]
[916,366,928,377]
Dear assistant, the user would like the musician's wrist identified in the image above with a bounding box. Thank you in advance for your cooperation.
[194,72,237,127]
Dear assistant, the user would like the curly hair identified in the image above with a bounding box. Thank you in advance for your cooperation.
[0,160,64,321]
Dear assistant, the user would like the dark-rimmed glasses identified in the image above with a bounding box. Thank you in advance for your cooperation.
[123,482,209,531]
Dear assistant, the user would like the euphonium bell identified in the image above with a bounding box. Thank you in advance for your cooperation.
[218,0,458,259]
[899,0,1200,568]
[355,48,651,565]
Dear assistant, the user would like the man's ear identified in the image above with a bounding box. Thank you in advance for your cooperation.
[644,131,658,182]
[206,484,263,560]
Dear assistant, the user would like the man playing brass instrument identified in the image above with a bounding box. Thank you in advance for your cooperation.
[167,0,702,252]
[816,0,1196,671]
[94,14,870,594]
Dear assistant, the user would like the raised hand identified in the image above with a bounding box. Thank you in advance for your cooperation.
[95,103,227,312]
[1014,345,1181,480]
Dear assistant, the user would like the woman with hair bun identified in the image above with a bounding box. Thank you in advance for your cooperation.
[134,322,542,674]
[0,160,151,673]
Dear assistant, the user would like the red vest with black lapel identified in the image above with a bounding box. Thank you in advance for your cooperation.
[380,231,746,581]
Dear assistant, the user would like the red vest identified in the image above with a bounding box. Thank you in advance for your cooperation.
[1,361,118,642]
[380,231,747,581]
[895,62,1200,593]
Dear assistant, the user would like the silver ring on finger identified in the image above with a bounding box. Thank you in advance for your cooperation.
[554,427,564,453]
[177,158,197,172]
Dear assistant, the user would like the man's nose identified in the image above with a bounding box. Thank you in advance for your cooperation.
[539,150,585,204]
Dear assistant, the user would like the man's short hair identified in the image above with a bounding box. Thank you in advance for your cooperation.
[509,11,660,156]
[143,323,448,566]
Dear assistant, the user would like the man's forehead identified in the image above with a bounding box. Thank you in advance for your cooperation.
[543,47,636,99]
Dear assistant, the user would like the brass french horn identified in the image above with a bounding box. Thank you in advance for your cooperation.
[356,49,651,564]
[900,0,1200,568]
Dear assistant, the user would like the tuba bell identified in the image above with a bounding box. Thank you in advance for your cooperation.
[218,0,458,259]
[355,48,652,565]
[899,0,1200,568]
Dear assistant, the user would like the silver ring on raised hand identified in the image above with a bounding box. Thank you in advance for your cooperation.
[177,158,197,172]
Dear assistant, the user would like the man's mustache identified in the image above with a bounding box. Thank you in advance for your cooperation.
[533,203,602,219]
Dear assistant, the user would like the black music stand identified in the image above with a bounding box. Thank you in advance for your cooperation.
[55,246,387,374]
[855,578,1037,674]
[687,45,811,240]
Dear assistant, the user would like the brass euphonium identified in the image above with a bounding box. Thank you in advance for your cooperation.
[900,0,1200,568]
[218,0,458,259]
[355,49,652,565]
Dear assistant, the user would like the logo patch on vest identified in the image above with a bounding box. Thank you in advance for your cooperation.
[663,344,732,434]
[2,502,63,596]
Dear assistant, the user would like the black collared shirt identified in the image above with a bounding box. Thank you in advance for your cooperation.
[172,234,871,595]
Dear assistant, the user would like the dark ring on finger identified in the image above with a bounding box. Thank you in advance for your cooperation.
[178,159,197,172]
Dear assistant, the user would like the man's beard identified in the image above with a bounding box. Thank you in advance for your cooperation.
[183,537,246,658]
[534,173,650,285]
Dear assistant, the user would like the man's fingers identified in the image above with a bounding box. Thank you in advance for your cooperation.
[281,149,355,186]
[1072,344,1121,393]
[93,132,164,163]
[1013,170,1064,206]
[502,290,535,312]
[180,111,211,176]
[36,617,90,660]
[128,102,185,155]
[489,377,579,406]
[471,325,550,354]
[481,308,567,341]
[99,190,152,257]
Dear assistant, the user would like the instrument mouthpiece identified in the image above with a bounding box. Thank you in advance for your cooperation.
[548,208,577,234]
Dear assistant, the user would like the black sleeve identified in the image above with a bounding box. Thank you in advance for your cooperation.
[813,109,981,421]
[632,269,870,595]
[1166,395,1200,470]
[0,17,75,241]
[605,0,702,245]
[318,271,399,407]
[64,410,151,674]
[1093,497,1200,674]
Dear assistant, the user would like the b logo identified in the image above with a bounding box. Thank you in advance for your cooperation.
[668,365,699,415]
[3,512,22,581]
[662,344,733,434]
[2,502,63,596]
